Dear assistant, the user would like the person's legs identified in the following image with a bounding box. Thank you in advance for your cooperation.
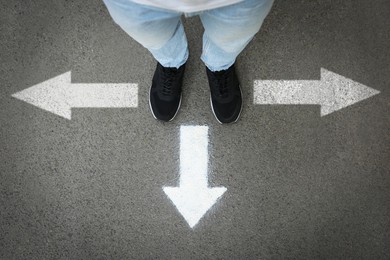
[103,0,188,121]
[199,0,274,71]
[103,0,188,68]
[199,0,274,124]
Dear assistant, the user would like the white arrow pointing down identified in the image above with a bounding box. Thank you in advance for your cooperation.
[12,71,138,120]
[164,126,226,228]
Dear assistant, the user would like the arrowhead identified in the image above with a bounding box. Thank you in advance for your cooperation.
[320,68,380,116]
[12,71,73,119]
[163,186,227,228]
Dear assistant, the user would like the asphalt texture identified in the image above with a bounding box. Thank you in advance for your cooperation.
[1,0,390,259]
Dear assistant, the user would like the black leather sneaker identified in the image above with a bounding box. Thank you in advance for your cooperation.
[206,64,242,124]
[149,62,185,122]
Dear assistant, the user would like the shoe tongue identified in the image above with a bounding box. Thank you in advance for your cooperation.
[213,69,227,77]
[162,66,178,74]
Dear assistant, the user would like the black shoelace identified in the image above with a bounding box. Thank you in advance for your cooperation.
[161,68,178,97]
[212,70,231,98]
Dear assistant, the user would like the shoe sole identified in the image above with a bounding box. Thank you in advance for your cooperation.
[209,84,243,124]
[149,85,182,122]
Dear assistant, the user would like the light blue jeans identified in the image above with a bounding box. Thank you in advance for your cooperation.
[103,0,274,71]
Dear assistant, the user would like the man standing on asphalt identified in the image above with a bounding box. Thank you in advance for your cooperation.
[103,0,274,123]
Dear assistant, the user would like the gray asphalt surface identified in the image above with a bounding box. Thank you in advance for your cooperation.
[1,0,390,259]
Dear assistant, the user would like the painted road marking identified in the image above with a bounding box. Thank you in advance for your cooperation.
[10,68,382,229]
[163,125,226,228]
[254,68,380,116]
[12,71,138,120]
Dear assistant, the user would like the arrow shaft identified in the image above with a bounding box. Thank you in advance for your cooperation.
[254,80,321,105]
[70,83,138,108]
[180,126,209,189]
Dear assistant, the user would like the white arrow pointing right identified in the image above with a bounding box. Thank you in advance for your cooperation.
[163,125,226,228]
[254,68,380,116]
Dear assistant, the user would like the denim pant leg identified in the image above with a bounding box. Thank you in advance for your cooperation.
[199,0,274,72]
[102,0,189,68]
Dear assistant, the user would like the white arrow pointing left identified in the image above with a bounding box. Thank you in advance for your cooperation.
[163,126,226,228]
[11,71,138,119]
